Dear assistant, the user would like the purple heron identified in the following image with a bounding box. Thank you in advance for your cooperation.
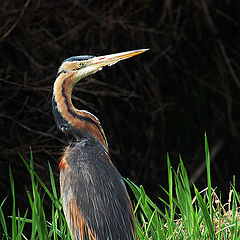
[52,49,148,240]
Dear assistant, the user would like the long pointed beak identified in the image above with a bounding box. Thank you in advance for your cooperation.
[90,49,149,68]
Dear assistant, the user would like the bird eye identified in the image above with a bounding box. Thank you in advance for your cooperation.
[77,62,84,68]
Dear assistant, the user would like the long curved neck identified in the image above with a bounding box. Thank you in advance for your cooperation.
[52,72,108,151]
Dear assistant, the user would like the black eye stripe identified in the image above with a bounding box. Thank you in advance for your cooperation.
[56,70,66,78]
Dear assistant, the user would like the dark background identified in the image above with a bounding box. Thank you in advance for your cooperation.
[1,0,240,224]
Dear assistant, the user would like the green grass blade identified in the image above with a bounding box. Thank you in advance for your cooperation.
[126,179,165,218]
[48,162,58,200]
[16,209,28,239]
[167,153,174,222]
[205,133,213,219]
[194,185,216,240]
[0,197,8,238]
[9,166,17,240]
[19,152,61,210]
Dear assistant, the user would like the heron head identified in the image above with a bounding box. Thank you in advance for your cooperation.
[57,49,149,81]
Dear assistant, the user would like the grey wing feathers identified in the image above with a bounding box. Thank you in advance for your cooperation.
[62,139,135,240]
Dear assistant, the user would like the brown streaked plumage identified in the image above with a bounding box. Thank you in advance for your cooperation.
[52,49,148,240]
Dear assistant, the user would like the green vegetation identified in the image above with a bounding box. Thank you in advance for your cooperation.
[128,135,240,239]
[0,152,71,240]
[1,136,239,239]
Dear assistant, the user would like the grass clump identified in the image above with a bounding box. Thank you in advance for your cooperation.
[1,136,240,239]
[128,135,240,239]
[0,152,71,240]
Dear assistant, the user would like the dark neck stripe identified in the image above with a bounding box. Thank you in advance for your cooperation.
[56,70,66,78]
[61,78,107,145]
